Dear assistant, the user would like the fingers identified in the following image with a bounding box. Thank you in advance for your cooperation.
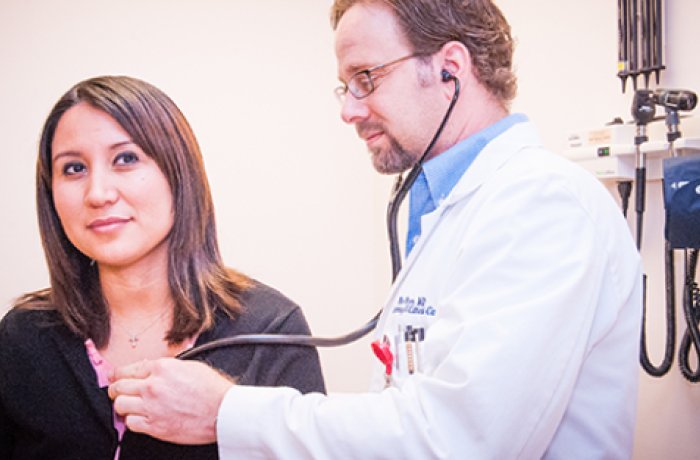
[124,414,155,435]
[108,358,180,400]
[110,359,152,382]
[106,357,228,444]
[112,393,144,417]
[108,375,148,400]
[108,359,160,400]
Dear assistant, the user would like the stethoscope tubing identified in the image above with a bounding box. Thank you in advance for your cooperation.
[178,77,461,360]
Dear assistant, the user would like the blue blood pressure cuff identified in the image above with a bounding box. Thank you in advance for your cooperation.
[663,155,700,249]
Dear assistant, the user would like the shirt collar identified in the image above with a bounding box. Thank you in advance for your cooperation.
[405,113,527,255]
[418,113,528,208]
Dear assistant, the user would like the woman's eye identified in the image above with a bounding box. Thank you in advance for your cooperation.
[62,162,86,175]
[115,151,139,165]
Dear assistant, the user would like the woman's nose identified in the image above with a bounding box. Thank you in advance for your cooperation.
[84,169,118,208]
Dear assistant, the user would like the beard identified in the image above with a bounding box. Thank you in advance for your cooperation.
[358,122,420,175]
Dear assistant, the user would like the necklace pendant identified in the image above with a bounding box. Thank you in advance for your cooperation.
[128,335,139,348]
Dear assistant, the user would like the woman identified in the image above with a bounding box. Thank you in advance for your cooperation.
[0,76,325,459]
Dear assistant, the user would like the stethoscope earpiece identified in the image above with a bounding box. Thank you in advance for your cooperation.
[441,69,455,82]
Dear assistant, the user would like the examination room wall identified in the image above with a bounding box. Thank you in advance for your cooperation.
[0,1,698,458]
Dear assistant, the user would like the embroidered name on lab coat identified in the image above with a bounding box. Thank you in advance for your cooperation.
[391,296,437,316]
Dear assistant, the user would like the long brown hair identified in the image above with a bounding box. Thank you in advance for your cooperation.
[330,0,517,105]
[19,75,249,348]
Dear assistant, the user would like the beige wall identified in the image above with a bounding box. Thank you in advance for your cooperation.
[1,0,698,457]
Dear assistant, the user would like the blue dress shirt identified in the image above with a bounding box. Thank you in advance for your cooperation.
[406,113,528,255]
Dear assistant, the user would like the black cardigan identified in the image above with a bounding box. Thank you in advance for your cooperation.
[0,282,326,459]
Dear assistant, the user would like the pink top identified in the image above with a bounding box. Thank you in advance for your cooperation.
[84,337,197,460]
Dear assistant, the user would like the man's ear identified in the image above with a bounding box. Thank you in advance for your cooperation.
[436,40,471,87]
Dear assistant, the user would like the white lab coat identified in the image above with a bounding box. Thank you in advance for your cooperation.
[217,121,643,459]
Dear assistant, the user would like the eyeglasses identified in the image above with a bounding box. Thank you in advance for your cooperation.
[334,53,421,103]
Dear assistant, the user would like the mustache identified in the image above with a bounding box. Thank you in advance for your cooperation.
[356,121,384,139]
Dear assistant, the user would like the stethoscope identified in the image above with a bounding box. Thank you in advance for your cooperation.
[178,71,460,360]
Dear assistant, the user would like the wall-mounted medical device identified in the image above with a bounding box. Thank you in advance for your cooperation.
[564,88,700,382]
[564,114,700,182]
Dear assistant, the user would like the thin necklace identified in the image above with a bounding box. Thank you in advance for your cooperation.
[112,306,171,349]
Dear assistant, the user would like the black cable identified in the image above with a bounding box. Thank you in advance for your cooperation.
[178,77,461,360]
[387,77,461,280]
[177,311,382,360]
[635,131,675,377]
[629,88,678,377]
[678,249,700,382]
[639,241,676,376]
[635,166,646,249]
[631,91,654,249]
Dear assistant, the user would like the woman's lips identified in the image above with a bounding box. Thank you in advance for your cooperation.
[87,216,131,232]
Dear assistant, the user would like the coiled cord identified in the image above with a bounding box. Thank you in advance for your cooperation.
[678,249,700,382]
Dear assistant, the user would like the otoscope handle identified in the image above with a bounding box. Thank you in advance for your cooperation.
[635,167,646,215]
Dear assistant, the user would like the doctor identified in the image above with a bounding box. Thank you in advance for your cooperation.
[109,0,643,457]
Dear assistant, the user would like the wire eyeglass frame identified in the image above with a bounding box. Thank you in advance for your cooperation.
[334,53,423,103]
